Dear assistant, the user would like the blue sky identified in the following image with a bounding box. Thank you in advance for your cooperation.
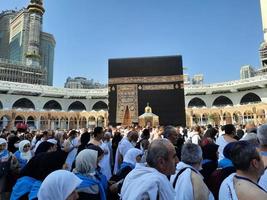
[1,0,264,87]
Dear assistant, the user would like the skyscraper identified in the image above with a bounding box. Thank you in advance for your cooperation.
[0,0,55,85]
[259,0,267,69]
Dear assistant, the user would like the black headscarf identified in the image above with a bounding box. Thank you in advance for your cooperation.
[7,135,20,153]
[202,143,219,161]
[87,144,104,158]
[204,128,218,140]
[35,141,54,155]
[223,142,236,159]
[20,150,68,181]
[77,132,91,154]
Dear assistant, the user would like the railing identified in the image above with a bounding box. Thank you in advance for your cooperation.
[1,69,267,97]
[185,74,267,90]
[0,80,108,97]
[0,58,43,70]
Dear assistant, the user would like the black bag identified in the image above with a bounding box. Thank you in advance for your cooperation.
[0,155,12,178]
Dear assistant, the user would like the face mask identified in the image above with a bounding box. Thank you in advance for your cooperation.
[14,143,19,148]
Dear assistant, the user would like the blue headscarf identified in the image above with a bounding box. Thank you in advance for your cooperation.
[10,176,41,200]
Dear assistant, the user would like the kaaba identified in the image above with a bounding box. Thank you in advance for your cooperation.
[108,55,186,127]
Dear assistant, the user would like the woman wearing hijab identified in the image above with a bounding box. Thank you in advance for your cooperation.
[0,138,11,199]
[200,142,219,182]
[14,140,32,170]
[64,130,79,171]
[0,138,18,200]
[34,141,55,155]
[119,148,143,170]
[206,142,236,200]
[86,144,107,191]
[77,132,90,154]
[38,170,81,200]
[7,135,20,153]
[11,150,68,200]
[99,132,112,180]
[108,148,143,200]
[73,149,106,200]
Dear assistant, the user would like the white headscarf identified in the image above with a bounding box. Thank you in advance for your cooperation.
[18,140,32,161]
[123,148,143,166]
[0,138,7,155]
[38,169,82,200]
[74,149,98,176]
[0,138,7,145]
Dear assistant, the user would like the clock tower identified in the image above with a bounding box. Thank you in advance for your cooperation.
[259,0,267,68]
[25,0,45,67]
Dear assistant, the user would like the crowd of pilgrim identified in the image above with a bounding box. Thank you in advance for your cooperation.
[0,122,267,200]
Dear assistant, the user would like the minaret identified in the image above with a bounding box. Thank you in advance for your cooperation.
[25,0,45,67]
[259,0,267,68]
[260,0,267,42]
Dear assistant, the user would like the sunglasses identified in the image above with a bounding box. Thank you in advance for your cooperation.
[24,145,31,148]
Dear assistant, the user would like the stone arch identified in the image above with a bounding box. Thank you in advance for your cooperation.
[240,93,261,104]
[186,114,191,127]
[80,116,87,128]
[68,101,86,111]
[50,116,60,130]
[202,113,209,125]
[257,109,266,124]
[59,117,67,129]
[40,116,48,130]
[223,112,232,124]
[233,111,242,124]
[212,96,233,107]
[15,115,25,125]
[69,117,77,129]
[188,97,206,108]
[43,100,62,111]
[97,115,105,127]
[244,110,254,123]
[88,116,96,128]
[209,112,221,126]
[92,101,108,111]
[192,114,201,125]
[12,98,35,109]
[0,115,11,130]
[27,116,35,127]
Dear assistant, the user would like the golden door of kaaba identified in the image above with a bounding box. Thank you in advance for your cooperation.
[108,55,186,126]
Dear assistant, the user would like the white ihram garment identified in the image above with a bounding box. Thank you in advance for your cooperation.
[113,137,134,174]
[99,141,112,180]
[170,161,214,200]
[219,173,238,200]
[121,165,175,200]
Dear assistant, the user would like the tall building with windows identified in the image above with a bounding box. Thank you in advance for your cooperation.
[0,0,55,85]
[40,32,55,85]
[258,0,267,72]
[64,77,107,89]
[192,74,204,85]
[0,10,16,59]
[240,65,255,79]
